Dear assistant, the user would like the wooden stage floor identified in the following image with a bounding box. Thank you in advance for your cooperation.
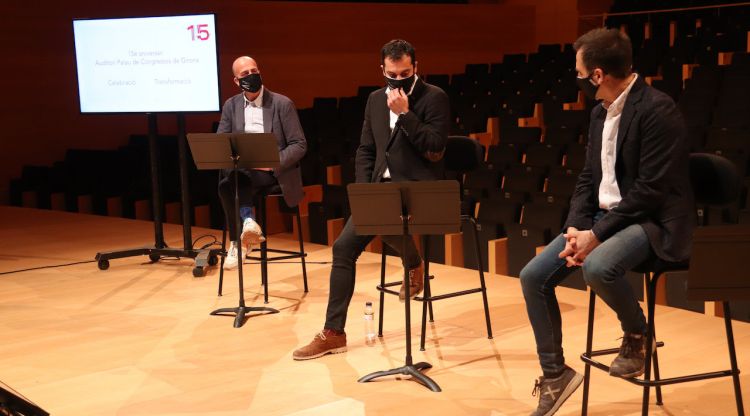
[0,206,748,415]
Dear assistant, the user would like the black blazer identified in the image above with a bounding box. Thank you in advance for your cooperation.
[216,88,307,207]
[565,76,694,262]
[355,78,450,183]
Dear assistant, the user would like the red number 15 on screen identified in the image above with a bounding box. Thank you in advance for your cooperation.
[187,24,210,41]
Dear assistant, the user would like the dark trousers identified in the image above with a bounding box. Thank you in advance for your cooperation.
[218,169,279,239]
[323,216,422,332]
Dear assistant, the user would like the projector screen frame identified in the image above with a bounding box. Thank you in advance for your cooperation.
[72,12,223,115]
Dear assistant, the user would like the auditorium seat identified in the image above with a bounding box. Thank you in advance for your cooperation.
[486,143,523,169]
[544,126,582,146]
[501,126,542,146]
[463,197,521,271]
[502,164,546,194]
[524,143,565,168]
[563,143,587,171]
[307,184,349,245]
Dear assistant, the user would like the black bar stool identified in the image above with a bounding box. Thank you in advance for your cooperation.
[376,136,494,350]
[580,153,745,415]
[218,189,308,303]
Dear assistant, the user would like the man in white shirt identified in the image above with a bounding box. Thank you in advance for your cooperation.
[216,56,307,269]
[519,29,692,416]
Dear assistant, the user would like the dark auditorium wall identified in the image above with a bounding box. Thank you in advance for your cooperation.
[1,0,582,204]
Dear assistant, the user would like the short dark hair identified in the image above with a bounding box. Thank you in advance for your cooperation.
[381,39,416,66]
[573,28,632,79]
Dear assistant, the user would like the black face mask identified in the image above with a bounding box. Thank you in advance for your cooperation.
[239,73,263,93]
[576,74,599,100]
[384,73,416,94]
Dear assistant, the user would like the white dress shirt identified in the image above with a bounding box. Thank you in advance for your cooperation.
[598,74,638,210]
[243,86,265,134]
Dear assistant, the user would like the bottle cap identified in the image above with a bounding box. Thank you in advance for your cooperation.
[366,301,372,306]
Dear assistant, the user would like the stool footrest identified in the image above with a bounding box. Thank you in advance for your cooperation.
[581,351,737,387]
[246,248,307,262]
[588,341,665,357]
[376,285,400,296]
[416,288,483,302]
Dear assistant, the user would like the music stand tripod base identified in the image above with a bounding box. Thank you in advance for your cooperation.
[347,180,460,393]
[188,132,283,328]
[210,305,279,328]
[358,359,441,392]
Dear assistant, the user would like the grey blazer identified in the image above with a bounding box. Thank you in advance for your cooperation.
[216,88,307,207]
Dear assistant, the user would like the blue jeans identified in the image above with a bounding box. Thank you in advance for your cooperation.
[519,221,652,377]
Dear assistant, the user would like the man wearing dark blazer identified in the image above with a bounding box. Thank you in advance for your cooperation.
[519,29,693,416]
[216,56,306,270]
[293,39,450,360]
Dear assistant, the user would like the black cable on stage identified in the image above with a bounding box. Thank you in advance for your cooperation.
[0,260,97,276]
[0,256,332,276]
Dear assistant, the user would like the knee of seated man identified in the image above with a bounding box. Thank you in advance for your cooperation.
[582,256,620,286]
[331,237,357,261]
[519,262,544,293]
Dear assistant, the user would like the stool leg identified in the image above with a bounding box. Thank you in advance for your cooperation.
[642,273,658,416]
[378,250,386,337]
[420,236,430,351]
[652,325,663,405]
[424,252,435,322]
[723,302,745,416]
[470,216,493,339]
[420,273,431,351]
[259,199,269,304]
[582,289,596,416]
[218,221,228,296]
[295,207,308,293]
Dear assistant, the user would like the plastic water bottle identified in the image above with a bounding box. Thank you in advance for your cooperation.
[364,301,376,346]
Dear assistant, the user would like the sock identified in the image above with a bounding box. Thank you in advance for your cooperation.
[239,206,255,222]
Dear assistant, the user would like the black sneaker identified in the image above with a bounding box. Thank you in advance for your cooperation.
[530,366,583,416]
[609,332,648,378]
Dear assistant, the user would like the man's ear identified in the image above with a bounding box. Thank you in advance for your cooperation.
[592,68,605,85]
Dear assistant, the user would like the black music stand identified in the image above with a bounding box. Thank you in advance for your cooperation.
[348,180,460,392]
[187,132,281,328]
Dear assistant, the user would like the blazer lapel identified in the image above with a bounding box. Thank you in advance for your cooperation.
[262,89,273,133]
[590,107,605,174]
[616,76,645,156]
[233,94,245,132]
[376,93,393,149]
[385,78,425,151]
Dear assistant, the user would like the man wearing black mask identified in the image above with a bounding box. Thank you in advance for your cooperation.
[519,28,692,416]
[216,56,307,270]
[293,39,450,360]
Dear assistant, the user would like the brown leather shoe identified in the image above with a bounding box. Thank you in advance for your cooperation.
[399,261,424,301]
[293,329,347,360]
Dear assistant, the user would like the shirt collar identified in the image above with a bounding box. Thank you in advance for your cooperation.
[605,73,637,115]
[243,86,264,108]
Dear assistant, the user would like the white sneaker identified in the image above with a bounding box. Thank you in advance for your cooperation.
[223,241,239,270]
[241,218,265,247]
